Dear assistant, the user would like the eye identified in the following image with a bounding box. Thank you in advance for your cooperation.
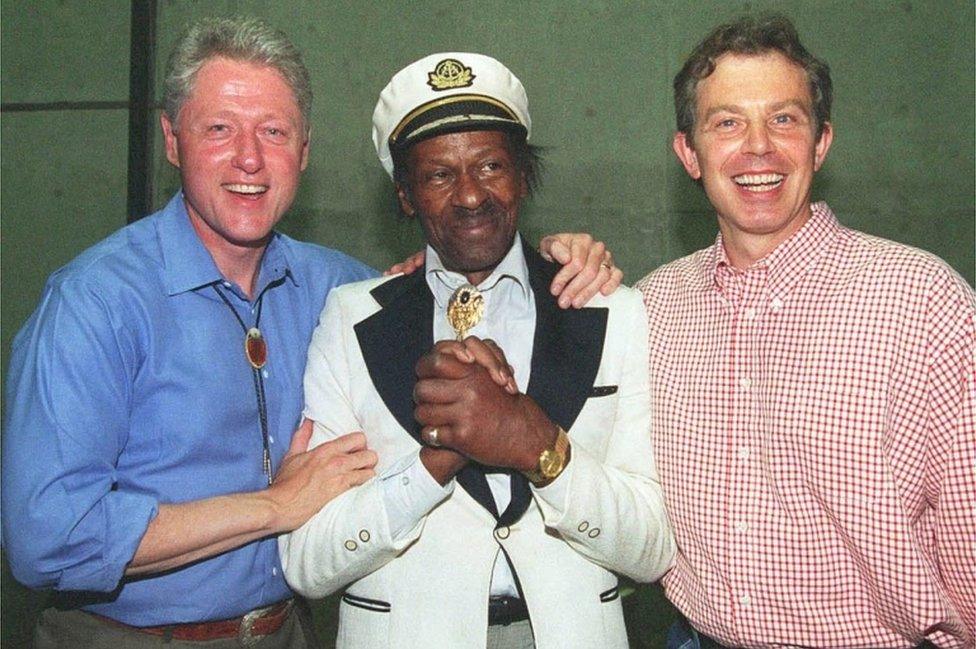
[716,118,738,129]
[772,114,795,125]
[208,123,229,133]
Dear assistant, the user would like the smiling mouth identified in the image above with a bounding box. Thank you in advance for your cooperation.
[223,183,268,195]
[733,173,784,192]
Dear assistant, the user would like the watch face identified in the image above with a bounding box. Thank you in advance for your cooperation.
[540,449,561,478]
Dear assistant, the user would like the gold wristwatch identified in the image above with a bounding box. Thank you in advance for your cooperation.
[524,426,570,485]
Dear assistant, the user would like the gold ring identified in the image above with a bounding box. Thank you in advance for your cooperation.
[426,428,440,447]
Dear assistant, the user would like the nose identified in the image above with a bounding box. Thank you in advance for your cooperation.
[451,171,488,210]
[232,131,264,174]
[742,122,774,156]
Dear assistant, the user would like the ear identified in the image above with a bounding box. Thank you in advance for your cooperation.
[813,121,833,172]
[672,131,701,180]
[299,128,311,172]
[396,183,416,217]
[161,113,181,169]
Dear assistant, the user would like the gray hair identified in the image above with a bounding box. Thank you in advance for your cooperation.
[163,16,312,134]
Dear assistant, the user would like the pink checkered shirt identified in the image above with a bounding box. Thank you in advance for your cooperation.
[636,203,974,648]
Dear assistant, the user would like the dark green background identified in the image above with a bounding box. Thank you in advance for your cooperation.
[2,1,973,647]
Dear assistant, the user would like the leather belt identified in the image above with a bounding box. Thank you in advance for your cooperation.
[487,596,529,626]
[90,599,292,646]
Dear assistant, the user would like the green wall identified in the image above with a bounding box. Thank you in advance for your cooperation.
[2,1,973,647]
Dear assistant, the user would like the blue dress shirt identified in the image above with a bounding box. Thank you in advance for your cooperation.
[1,193,375,625]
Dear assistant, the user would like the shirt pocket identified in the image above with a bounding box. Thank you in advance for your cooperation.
[768,382,894,521]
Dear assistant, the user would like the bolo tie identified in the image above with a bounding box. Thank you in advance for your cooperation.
[212,284,273,486]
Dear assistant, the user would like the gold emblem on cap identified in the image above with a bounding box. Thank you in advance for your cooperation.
[447,284,484,340]
[427,58,475,91]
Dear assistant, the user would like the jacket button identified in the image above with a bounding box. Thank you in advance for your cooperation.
[359,530,371,542]
[495,527,510,540]
[344,540,358,551]
[587,528,601,538]
[577,521,589,532]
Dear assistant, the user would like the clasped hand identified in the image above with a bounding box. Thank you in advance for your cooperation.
[413,338,557,473]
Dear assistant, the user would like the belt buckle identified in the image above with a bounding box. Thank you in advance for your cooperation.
[238,603,276,647]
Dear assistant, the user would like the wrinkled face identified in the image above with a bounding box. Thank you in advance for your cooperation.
[161,57,309,256]
[398,130,526,285]
[673,52,832,264]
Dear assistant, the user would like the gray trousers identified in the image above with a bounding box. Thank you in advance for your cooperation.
[33,607,312,649]
[486,619,535,649]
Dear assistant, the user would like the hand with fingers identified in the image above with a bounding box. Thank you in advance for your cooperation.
[539,233,624,308]
[413,340,558,473]
[267,420,379,533]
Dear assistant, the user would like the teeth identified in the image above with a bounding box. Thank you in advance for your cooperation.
[224,184,268,194]
[733,173,784,192]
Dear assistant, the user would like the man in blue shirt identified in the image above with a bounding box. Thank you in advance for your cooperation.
[2,16,380,649]
[3,17,617,649]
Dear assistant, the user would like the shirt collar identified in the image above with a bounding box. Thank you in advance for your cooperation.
[425,234,531,308]
[704,201,841,298]
[158,192,295,297]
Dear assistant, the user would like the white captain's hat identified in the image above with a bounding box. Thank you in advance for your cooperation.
[372,52,531,177]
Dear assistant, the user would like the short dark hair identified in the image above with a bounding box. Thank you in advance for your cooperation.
[673,14,832,143]
[391,130,543,215]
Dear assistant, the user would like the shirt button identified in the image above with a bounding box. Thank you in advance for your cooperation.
[272,567,278,576]
[770,297,783,312]
[577,521,589,533]
[359,530,371,542]
[739,377,753,389]
[495,527,510,540]
[223,281,231,288]
[344,540,358,551]
[262,370,270,379]
[737,447,750,460]
[401,476,410,486]
[735,521,748,533]
[587,527,601,538]
[269,436,275,445]
[739,594,752,606]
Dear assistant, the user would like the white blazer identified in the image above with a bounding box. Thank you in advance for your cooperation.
[281,246,674,649]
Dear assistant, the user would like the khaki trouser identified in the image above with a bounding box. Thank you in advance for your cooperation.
[33,605,313,649]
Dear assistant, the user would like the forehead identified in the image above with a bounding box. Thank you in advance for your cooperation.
[407,129,514,165]
[695,52,812,114]
[186,57,300,112]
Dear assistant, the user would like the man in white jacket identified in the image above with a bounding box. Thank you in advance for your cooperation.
[280,52,674,649]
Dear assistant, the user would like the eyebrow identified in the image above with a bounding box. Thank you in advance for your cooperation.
[702,98,812,120]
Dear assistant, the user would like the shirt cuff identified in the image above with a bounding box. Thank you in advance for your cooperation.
[379,450,453,539]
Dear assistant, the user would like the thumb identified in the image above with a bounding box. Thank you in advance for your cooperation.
[287,418,314,456]
[540,236,571,264]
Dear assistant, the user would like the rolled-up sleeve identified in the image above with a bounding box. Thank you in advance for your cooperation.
[2,276,157,592]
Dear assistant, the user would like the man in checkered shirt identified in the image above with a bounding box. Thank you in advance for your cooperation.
[634,14,975,649]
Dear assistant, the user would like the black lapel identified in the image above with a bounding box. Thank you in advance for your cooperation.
[355,271,497,518]
[498,244,609,527]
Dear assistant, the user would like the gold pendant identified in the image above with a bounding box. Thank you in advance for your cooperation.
[245,327,267,369]
[447,284,485,340]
